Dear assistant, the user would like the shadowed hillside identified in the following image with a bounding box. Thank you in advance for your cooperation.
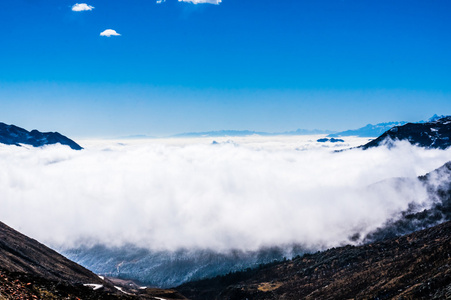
[0,221,187,299]
[176,221,451,299]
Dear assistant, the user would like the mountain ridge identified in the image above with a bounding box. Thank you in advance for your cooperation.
[172,129,334,138]
[361,116,451,150]
[329,114,448,138]
[170,115,448,139]
[176,220,451,299]
[0,122,82,150]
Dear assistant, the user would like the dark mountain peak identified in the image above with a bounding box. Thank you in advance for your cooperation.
[361,116,451,150]
[0,122,82,150]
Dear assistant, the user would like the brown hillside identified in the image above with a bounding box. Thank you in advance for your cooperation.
[177,221,451,300]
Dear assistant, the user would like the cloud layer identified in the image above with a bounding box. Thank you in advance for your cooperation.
[178,0,222,4]
[1,136,450,252]
[71,3,94,11]
[100,29,121,37]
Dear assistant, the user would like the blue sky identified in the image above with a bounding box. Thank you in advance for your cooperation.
[1,0,450,137]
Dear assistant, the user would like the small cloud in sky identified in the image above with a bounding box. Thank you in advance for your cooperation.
[178,0,222,4]
[156,0,166,3]
[100,29,121,37]
[72,3,94,11]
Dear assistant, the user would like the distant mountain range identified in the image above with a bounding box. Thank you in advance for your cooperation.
[172,129,335,138]
[0,122,82,150]
[328,121,407,138]
[329,114,447,138]
[171,115,447,139]
[361,116,451,150]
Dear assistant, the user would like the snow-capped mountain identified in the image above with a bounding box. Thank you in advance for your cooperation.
[0,122,82,150]
[361,116,451,149]
[328,121,407,138]
[328,115,448,138]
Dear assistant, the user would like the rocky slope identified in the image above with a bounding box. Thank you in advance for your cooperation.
[0,221,101,285]
[176,220,451,300]
[0,122,82,150]
[361,116,451,149]
[0,221,186,299]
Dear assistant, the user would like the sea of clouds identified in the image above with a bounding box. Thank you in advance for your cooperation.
[1,135,450,252]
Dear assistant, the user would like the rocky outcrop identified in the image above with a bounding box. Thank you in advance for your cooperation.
[0,122,82,150]
[361,116,451,149]
[0,221,187,299]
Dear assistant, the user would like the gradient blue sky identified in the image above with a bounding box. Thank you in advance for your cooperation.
[1,0,450,137]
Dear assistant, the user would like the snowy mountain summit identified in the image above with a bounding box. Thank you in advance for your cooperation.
[362,116,451,149]
[0,122,83,150]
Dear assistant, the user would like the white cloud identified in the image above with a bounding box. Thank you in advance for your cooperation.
[100,29,121,37]
[0,137,450,252]
[156,0,166,3]
[178,0,222,4]
[71,3,94,11]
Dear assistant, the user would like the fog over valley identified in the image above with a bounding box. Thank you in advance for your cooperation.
[1,136,450,254]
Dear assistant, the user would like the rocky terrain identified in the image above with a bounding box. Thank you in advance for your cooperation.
[361,116,451,149]
[0,122,82,150]
[0,221,186,299]
[176,220,451,299]
[0,221,103,284]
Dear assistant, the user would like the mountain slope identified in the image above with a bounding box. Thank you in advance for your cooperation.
[0,122,82,150]
[176,220,451,300]
[0,221,101,285]
[0,221,187,299]
[361,116,451,149]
